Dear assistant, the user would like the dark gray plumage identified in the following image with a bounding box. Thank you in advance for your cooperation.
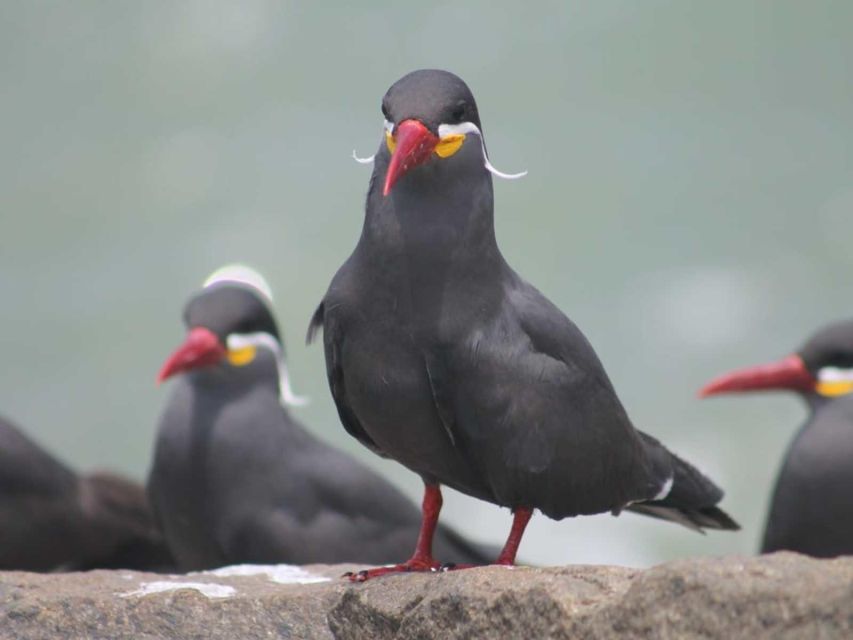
[702,319,853,557]
[148,267,493,571]
[764,394,853,556]
[310,69,737,574]
[0,415,172,572]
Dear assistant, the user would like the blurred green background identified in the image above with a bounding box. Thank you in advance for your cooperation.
[2,1,852,567]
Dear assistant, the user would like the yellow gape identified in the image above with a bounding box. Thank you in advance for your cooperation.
[227,346,256,367]
[434,134,465,158]
[816,380,853,398]
[385,129,466,158]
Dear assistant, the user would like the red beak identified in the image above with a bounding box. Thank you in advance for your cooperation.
[157,326,226,383]
[383,119,439,196]
[699,354,816,398]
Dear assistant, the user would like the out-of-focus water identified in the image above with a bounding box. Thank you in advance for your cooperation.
[1,1,852,567]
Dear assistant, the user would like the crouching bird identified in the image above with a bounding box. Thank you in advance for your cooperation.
[149,264,493,571]
[701,319,853,557]
[309,69,739,580]
[0,414,173,572]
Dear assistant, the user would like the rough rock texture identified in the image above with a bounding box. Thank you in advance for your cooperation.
[1,553,852,639]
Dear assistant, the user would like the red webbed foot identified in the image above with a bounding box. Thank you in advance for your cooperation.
[343,556,441,582]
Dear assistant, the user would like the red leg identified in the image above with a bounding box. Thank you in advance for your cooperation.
[409,483,442,565]
[495,507,533,565]
[433,506,534,572]
[347,484,444,582]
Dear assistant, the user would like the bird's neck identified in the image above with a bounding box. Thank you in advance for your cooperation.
[188,367,283,405]
[348,149,509,335]
[804,392,833,413]
[359,162,502,275]
[806,391,853,416]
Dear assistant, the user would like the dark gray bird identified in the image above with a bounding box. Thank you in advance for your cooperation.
[148,265,493,571]
[701,319,853,557]
[309,69,738,580]
[0,414,172,572]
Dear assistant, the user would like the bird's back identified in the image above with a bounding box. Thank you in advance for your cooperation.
[1,417,173,572]
[0,418,85,570]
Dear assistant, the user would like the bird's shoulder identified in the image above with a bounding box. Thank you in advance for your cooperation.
[306,251,364,344]
[507,278,598,362]
[459,274,615,392]
[427,273,628,420]
[423,273,638,452]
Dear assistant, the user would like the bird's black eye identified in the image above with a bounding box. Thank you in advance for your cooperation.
[381,101,390,120]
[829,351,853,368]
[234,319,254,335]
[451,102,467,123]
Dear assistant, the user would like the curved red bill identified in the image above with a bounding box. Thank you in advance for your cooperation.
[383,119,439,196]
[157,326,226,383]
[699,354,816,398]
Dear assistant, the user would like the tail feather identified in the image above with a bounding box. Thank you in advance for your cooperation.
[632,433,740,532]
[627,502,740,532]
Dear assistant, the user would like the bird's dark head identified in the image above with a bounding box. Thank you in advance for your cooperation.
[157,265,305,405]
[383,69,482,139]
[376,69,524,196]
[699,319,853,400]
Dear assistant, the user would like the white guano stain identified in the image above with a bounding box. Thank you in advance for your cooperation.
[202,563,330,585]
[120,581,237,599]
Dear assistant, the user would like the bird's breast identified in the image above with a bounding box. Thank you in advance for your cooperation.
[336,316,488,491]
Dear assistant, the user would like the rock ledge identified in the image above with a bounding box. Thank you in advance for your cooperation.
[1,553,852,639]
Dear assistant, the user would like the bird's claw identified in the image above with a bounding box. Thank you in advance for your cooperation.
[344,558,442,582]
[440,562,476,572]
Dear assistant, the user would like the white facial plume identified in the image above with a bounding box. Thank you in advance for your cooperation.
[352,119,528,181]
[437,122,527,180]
[226,331,309,407]
[203,264,308,407]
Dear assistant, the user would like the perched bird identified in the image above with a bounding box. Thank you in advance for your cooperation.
[148,264,493,571]
[309,69,738,580]
[0,414,172,572]
[701,319,853,557]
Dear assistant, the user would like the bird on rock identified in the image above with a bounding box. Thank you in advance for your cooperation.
[0,414,173,572]
[701,319,853,557]
[148,264,494,571]
[309,69,739,580]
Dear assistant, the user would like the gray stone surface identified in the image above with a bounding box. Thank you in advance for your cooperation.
[1,553,852,639]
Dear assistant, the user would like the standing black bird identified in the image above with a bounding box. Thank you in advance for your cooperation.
[148,265,493,571]
[701,319,853,557]
[309,69,738,580]
[0,414,172,572]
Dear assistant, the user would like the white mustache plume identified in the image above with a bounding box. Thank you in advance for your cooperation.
[351,120,527,181]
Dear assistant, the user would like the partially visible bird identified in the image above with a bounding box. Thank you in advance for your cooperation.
[701,318,853,557]
[0,414,173,572]
[310,69,738,580]
[148,264,493,571]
